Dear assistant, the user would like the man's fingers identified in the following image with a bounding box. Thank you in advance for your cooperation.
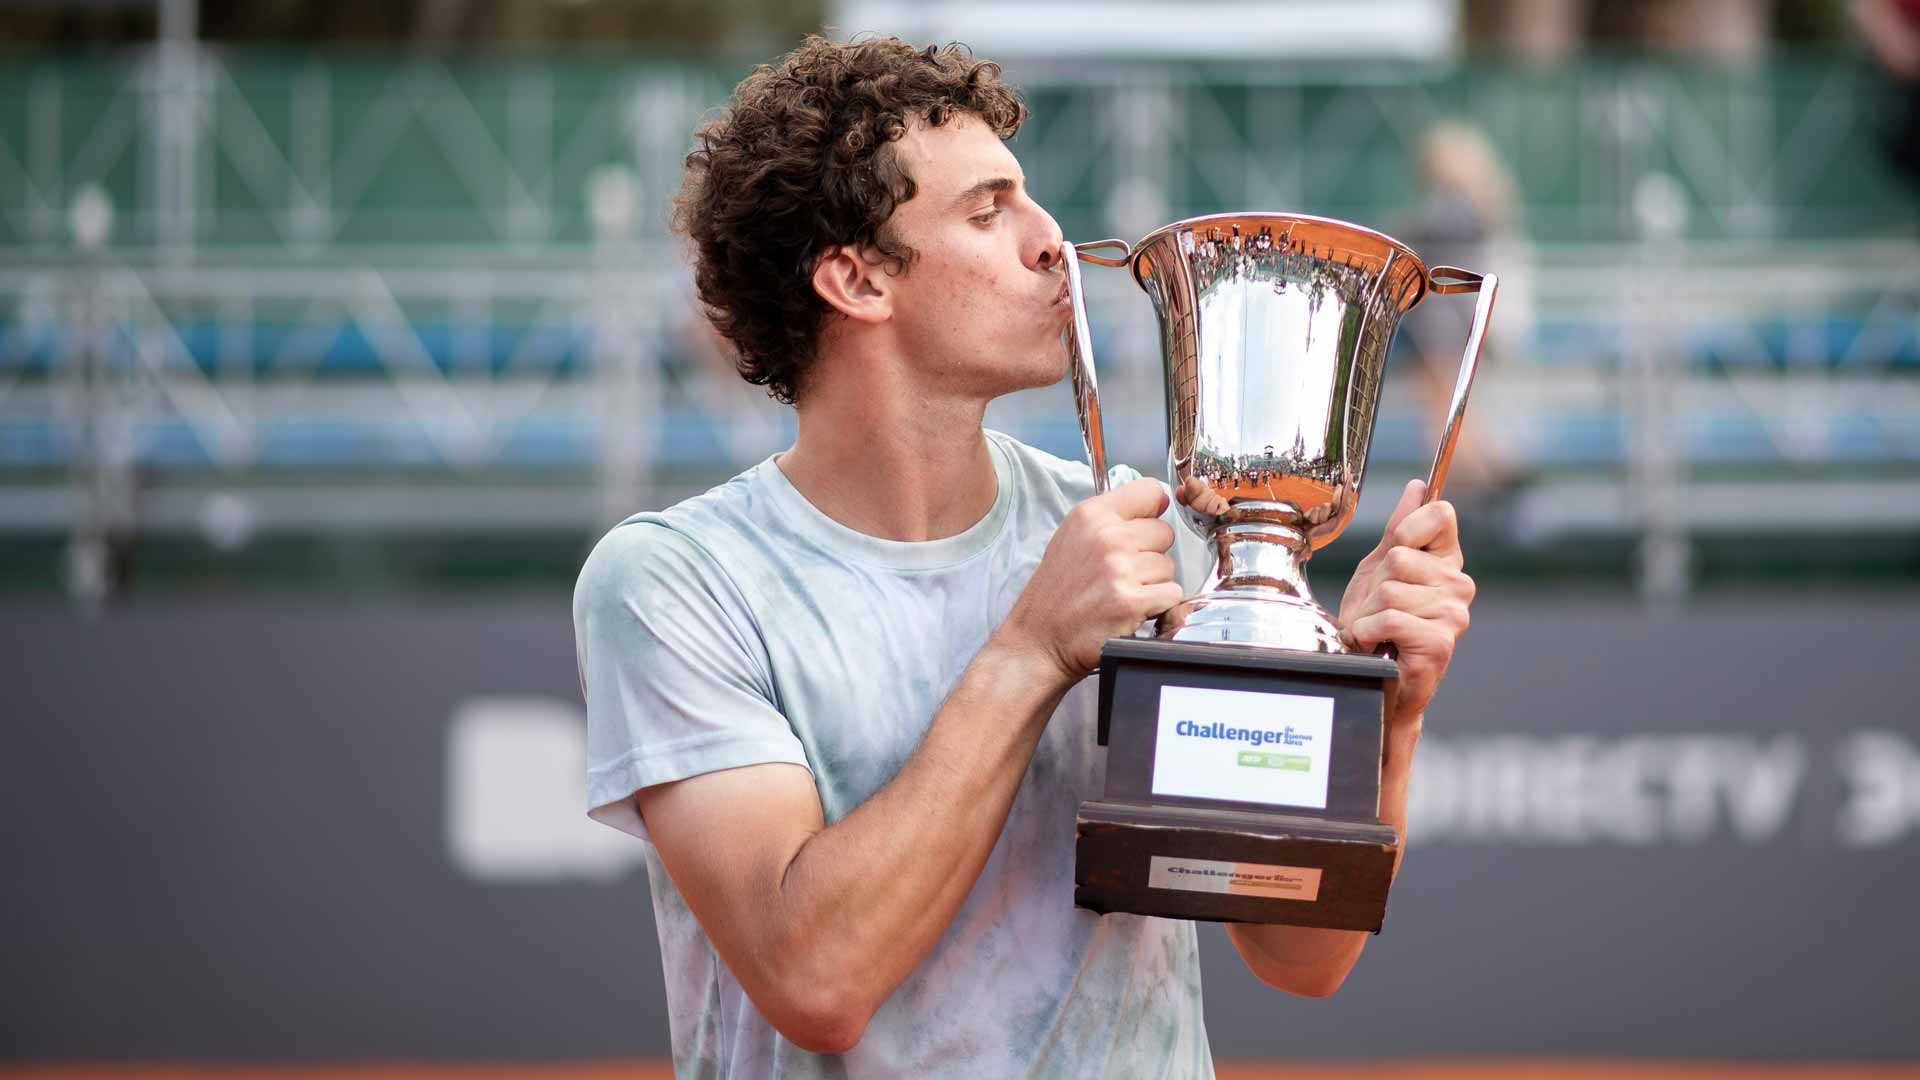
[1345,608,1415,651]
[1174,475,1206,508]
[1348,580,1462,623]
[1140,581,1188,617]
[1341,586,1472,642]
[1346,607,1452,654]
[1129,550,1178,585]
[1385,499,1462,563]
[1381,545,1465,588]
[1101,477,1171,520]
[1114,516,1176,554]
[1375,480,1427,547]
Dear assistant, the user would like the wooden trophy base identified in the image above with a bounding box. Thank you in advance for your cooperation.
[1072,638,1401,933]
[1075,799,1398,931]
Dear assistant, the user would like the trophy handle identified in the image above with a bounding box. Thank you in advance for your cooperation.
[1370,266,1498,664]
[1073,238,1133,268]
[1062,239,1131,495]
[1421,266,1500,505]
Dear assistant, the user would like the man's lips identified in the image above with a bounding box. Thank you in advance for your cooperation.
[1053,277,1071,307]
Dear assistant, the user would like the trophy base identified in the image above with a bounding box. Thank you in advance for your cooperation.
[1082,637,1401,931]
[1075,799,1398,931]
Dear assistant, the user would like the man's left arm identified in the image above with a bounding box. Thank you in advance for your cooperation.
[1223,479,1474,998]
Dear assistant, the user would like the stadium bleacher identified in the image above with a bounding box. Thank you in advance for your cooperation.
[1,52,1916,588]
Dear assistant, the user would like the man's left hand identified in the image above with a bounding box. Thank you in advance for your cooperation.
[1338,479,1474,720]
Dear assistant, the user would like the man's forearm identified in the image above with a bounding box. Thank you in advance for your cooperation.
[1224,707,1424,998]
[764,633,1072,1042]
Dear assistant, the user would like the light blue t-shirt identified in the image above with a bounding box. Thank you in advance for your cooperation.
[574,429,1215,1079]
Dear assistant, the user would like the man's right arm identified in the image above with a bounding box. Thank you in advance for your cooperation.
[633,478,1180,1054]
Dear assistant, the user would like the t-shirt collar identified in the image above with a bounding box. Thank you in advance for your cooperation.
[753,432,1014,571]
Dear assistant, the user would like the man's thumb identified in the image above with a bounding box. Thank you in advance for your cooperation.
[1381,479,1427,539]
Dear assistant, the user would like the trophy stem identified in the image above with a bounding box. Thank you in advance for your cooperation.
[1157,520,1347,653]
[1211,523,1315,598]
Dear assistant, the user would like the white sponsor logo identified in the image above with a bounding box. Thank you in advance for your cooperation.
[444,697,646,882]
[1152,685,1334,810]
[1409,734,1805,845]
[1837,731,1920,848]
[1407,731,1920,847]
[441,708,1920,887]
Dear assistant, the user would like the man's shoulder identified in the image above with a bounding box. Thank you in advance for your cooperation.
[572,518,710,624]
[572,466,766,612]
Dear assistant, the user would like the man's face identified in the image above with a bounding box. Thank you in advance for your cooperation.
[877,114,1070,398]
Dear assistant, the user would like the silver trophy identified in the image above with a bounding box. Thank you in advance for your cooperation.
[1064,213,1497,932]
[1063,212,1497,654]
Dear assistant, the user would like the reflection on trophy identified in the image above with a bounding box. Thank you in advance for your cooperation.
[1062,212,1497,932]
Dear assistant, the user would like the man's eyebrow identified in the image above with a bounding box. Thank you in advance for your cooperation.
[949,176,1018,211]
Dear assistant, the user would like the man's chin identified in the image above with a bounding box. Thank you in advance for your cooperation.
[1038,337,1073,384]
[953,340,1074,401]
[1001,356,1072,397]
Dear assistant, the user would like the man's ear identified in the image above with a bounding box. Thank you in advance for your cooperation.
[811,245,894,324]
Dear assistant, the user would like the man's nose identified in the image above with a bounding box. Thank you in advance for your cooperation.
[1027,205,1066,271]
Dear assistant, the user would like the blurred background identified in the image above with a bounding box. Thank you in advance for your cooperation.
[4,0,1918,1075]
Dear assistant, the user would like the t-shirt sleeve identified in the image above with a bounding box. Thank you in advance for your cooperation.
[1167,501,1213,596]
[572,521,809,842]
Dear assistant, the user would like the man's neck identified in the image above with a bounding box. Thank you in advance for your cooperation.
[777,354,1000,544]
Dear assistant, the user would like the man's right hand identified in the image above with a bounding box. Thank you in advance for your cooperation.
[1000,476,1184,682]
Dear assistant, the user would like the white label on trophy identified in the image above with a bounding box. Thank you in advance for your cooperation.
[1147,855,1323,901]
[1151,685,1335,810]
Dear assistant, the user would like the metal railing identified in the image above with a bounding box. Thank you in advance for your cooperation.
[2,49,1917,603]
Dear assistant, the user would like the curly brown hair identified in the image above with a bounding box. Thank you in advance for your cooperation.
[673,35,1027,404]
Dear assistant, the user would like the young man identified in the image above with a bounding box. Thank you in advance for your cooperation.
[574,36,1474,1078]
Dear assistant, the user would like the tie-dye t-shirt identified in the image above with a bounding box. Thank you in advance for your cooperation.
[574,429,1216,1079]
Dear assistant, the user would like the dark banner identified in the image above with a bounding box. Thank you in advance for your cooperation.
[4,594,1916,1060]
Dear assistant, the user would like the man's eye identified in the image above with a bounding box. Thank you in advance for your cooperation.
[971,209,1001,225]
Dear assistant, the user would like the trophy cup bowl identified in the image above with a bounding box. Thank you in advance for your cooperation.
[1069,212,1495,653]
[1141,213,1428,652]
[1061,213,1497,932]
